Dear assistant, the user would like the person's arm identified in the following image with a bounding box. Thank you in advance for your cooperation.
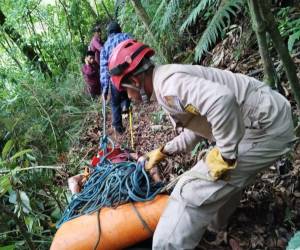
[93,37,102,51]
[142,118,202,170]
[166,73,245,160]
[100,47,109,97]
[163,128,202,155]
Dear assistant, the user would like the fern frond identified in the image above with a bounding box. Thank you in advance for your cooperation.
[160,0,182,31]
[179,0,218,33]
[150,0,169,29]
[194,0,244,61]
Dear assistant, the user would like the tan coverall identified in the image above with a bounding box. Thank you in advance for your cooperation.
[151,64,295,249]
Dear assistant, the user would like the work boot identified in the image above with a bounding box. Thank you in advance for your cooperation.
[121,105,129,114]
[202,229,227,246]
[114,126,125,135]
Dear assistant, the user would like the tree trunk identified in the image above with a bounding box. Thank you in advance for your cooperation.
[259,1,300,107]
[0,9,52,76]
[248,0,277,89]
[130,0,169,63]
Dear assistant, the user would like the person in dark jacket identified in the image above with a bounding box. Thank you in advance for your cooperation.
[82,51,101,98]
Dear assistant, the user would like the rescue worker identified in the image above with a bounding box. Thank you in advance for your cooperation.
[100,21,131,135]
[108,39,295,249]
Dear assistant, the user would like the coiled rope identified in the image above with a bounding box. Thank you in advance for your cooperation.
[57,98,163,228]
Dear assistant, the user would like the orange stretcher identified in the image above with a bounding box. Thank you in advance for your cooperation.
[50,194,169,250]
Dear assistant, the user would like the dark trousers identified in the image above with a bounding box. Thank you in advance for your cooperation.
[110,83,130,130]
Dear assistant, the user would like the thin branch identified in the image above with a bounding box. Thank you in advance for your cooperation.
[23,84,58,149]
[0,38,22,69]
[0,166,63,174]
[101,1,113,20]
[0,203,36,250]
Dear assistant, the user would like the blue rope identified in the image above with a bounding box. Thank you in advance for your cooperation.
[56,102,163,228]
[56,158,163,228]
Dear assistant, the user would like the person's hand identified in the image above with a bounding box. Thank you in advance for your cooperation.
[68,174,84,194]
[148,166,162,183]
[140,147,166,171]
[205,147,236,180]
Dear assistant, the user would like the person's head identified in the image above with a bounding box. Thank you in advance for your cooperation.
[92,24,101,37]
[107,21,121,35]
[108,39,155,102]
[85,50,96,64]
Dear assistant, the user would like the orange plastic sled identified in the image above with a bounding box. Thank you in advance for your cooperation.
[50,194,169,250]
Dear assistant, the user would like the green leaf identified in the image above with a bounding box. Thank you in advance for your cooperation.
[0,245,15,250]
[51,207,61,220]
[8,190,17,205]
[25,153,36,162]
[2,139,14,159]
[194,0,244,61]
[19,191,31,214]
[63,105,81,113]
[25,216,34,232]
[0,175,11,197]
[0,118,14,133]
[180,0,218,33]
[288,31,300,52]
[10,149,32,161]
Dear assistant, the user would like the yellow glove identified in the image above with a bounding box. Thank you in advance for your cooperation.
[144,147,166,171]
[205,148,236,180]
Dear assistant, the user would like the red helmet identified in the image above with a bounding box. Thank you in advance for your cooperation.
[108,39,155,91]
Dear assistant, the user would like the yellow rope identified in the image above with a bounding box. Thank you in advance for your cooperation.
[129,108,134,150]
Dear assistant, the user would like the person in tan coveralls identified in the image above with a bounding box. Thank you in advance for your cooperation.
[108,39,296,249]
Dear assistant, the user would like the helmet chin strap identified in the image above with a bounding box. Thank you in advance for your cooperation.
[139,72,149,104]
[122,72,149,104]
[139,84,149,104]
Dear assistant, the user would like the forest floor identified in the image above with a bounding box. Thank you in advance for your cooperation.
[60,43,300,249]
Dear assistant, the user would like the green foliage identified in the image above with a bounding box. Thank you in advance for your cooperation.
[194,0,244,61]
[0,69,100,248]
[119,0,245,63]
[159,0,181,31]
[179,0,218,33]
[0,0,106,75]
[0,4,109,240]
[0,246,14,250]
[277,7,300,52]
